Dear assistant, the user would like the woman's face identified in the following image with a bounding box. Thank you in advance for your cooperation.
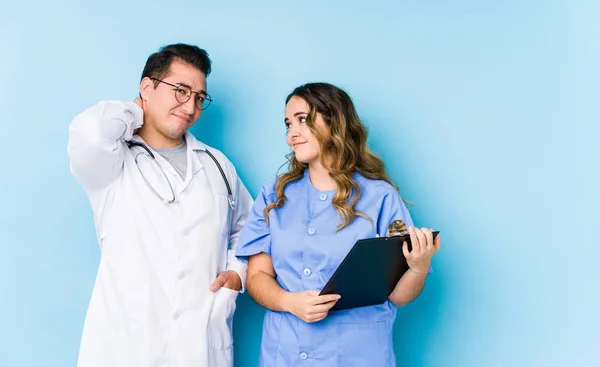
[285,96,331,165]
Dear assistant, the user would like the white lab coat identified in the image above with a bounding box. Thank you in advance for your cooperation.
[67,101,253,367]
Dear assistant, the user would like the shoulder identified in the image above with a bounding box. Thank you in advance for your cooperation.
[353,172,399,199]
[259,169,309,202]
[259,179,278,202]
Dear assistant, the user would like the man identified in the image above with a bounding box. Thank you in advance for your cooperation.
[68,43,252,367]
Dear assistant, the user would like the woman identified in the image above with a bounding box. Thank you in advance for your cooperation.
[236,82,440,366]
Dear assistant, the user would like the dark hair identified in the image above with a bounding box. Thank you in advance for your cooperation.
[140,43,212,87]
[265,82,400,230]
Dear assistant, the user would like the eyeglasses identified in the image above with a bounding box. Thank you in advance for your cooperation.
[151,78,213,110]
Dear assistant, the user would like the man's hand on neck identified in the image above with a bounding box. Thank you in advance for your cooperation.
[133,98,184,149]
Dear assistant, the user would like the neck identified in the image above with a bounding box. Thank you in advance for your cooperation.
[137,124,183,149]
[308,155,337,191]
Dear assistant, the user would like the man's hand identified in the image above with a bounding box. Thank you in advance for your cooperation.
[210,270,242,292]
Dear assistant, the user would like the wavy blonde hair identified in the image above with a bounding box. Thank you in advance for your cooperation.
[264,82,403,231]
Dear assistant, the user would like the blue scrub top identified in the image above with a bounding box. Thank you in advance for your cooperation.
[236,169,418,366]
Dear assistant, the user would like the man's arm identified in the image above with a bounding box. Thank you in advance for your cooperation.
[67,100,143,193]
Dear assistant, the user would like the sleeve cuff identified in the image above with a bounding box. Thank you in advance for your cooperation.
[122,102,144,140]
[226,254,248,293]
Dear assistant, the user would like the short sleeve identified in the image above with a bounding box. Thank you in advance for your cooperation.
[235,185,273,261]
[377,190,433,274]
[376,190,414,237]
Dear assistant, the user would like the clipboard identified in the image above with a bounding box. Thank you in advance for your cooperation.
[319,231,439,311]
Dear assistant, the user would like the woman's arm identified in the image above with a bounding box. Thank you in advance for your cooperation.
[389,227,440,306]
[247,252,341,322]
[246,252,288,311]
[388,266,427,306]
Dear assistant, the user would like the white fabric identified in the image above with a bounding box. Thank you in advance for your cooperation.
[67,101,252,367]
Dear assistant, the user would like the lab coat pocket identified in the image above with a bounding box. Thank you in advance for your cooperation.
[337,321,393,366]
[209,286,239,350]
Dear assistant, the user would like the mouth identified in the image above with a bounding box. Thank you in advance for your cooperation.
[173,113,192,125]
[293,142,307,148]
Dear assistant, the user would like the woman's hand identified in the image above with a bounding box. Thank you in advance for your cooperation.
[282,290,340,323]
[403,227,441,275]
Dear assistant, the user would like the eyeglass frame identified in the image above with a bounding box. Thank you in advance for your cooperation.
[150,77,213,110]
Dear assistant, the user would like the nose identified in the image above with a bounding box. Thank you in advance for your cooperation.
[181,95,196,114]
[287,123,300,137]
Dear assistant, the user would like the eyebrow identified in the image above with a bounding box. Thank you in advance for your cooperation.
[173,82,207,96]
[284,111,308,123]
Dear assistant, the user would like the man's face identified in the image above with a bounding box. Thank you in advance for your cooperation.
[140,60,207,144]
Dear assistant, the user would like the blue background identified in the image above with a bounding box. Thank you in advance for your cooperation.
[1,1,598,366]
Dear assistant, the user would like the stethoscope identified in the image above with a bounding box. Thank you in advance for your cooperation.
[127,141,235,209]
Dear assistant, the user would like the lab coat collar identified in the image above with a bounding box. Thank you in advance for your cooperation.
[128,131,206,152]
[129,132,207,188]
[184,131,208,152]
[184,132,207,179]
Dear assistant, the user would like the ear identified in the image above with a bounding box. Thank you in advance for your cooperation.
[139,77,154,101]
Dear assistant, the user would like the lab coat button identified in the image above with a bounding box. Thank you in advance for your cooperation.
[319,193,327,201]
[303,268,311,276]
[307,228,316,235]
[300,352,308,360]
[173,311,180,320]
[178,271,186,280]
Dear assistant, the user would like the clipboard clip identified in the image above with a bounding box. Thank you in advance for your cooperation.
[386,219,409,237]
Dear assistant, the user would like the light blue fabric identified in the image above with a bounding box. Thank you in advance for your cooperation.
[236,169,422,366]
